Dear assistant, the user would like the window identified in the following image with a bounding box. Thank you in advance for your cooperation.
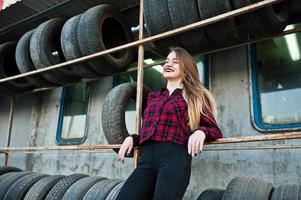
[250,24,301,131]
[113,54,209,134]
[56,82,91,144]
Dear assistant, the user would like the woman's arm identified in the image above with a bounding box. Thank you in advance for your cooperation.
[128,134,140,146]
[195,114,223,142]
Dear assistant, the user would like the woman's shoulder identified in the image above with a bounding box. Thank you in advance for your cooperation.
[146,88,163,97]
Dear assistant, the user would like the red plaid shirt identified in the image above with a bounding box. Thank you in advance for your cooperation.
[129,87,222,147]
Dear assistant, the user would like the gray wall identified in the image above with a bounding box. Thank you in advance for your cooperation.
[1,46,301,199]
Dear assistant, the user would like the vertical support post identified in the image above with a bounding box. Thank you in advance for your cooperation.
[4,96,15,166]
[133,0,145,169]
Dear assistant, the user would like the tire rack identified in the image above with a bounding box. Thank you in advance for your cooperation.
[1,0,301,169]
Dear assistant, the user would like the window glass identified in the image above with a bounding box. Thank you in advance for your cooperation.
[253,24,301,128]
[114,54,208,134]
[56,82,90,144]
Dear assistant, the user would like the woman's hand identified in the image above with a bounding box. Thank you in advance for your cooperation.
[118,136,134,163]
[188,130,206,157]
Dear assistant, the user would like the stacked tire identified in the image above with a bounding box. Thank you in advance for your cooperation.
[0,166,126,200]
[196,176,301,200]
[144,0,290,54]
[0,4,134,96]
[102,82,151,156]
[0,42,35,96]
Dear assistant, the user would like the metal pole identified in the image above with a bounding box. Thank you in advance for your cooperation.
[4,96,15,166]
[133,0,145,170]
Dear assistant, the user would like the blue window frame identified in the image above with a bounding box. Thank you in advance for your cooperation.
[249,29,301,131]
[56,82,91,145]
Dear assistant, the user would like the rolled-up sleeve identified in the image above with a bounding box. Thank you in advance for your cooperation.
[196,114,223,142]
[128,134,140,146]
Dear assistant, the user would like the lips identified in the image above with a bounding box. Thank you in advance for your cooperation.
[163,67,174,72]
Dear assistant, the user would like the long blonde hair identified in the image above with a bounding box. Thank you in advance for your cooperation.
[169,47,218,131]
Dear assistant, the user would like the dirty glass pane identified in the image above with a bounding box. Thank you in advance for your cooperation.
[59,82,90,141]
[115,55,207,134]
[256,25,301,125]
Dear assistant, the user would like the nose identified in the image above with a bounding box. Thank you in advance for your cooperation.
[164,60,172,67]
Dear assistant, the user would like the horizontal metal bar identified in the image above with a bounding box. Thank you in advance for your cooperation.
[0,0,283,83]
[204,27,301,55]
[1,150,115,154]
[0,132,301,153]
[211,132,301,144]
[0,144,121,152]
[8,25,299,96]
[2,143,301,154]
[205,144,301,151]
[5,59,165,96]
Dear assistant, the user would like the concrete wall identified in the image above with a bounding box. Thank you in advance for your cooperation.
[0,46,301,199]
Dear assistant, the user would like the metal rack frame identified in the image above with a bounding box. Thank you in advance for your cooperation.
[1,0,301,169]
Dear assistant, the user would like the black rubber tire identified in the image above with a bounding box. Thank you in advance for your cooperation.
[197,188,224,200]
[102,82,150,154]
[60,14,99,78]
[0,172,17,183]
[0,42,34,94]
[0,85,12,96]
[105,180,125,200]
[62,176,107,200]
[0,166,22,176]
[198,0,245,47]
[45,173,88,200]
[271,184,301,200]
[144,0,181,55]
[24,175,65,200]
[0,172,33,199]
[222,177,274,200]
[232,0,289,37]
[16,29,56,87]
[77,4,134,75]
[83,179,123,200]
[30,18,81,85]
[4,173,48,200]
[168,0,213,53]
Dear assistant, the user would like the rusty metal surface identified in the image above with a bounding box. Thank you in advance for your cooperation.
[1,132,301,153]
[4,96,15,166]
[0,144,122,152]
[212,132,301,144]
[2,143,301,154]
[132,0,145,170]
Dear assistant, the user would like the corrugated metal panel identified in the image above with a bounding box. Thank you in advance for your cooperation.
[22,0,65,12]
[0,0,139,44]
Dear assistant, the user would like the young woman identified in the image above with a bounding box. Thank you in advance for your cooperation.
[116,47,222,200]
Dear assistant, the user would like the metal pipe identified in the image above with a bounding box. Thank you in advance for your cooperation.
[133,0,145,169]
[1,132,301,153]
[0,0,284,83]
[204,27,301,55]
[1,143,301,154]
[4,96,15,166]
[210,132,301,144]
[204,144,301,151]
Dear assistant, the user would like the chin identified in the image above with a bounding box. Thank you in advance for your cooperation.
[163,75,173,79]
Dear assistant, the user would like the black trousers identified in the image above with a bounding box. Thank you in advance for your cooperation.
[116,140,192,200]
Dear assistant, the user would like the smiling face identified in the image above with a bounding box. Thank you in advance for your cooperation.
[162,51,183,82]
